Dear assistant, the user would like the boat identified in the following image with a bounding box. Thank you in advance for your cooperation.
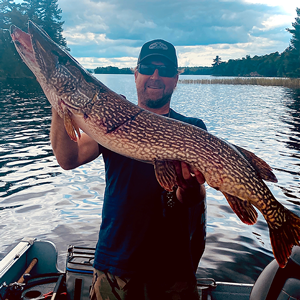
[1,237,300,300]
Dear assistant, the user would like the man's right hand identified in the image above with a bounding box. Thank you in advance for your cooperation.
[50,108,100,170]
[174,161,206,206]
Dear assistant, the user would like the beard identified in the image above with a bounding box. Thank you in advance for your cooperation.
[137,79,174,109]
[143,94,172,108]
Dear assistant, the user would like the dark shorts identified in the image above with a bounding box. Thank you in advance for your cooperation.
[89,269,200,300]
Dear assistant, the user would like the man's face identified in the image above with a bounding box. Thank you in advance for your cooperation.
[135,59,178,111]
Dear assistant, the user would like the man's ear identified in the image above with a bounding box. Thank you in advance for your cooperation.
[174,74,179,88]
[134,69,138,81]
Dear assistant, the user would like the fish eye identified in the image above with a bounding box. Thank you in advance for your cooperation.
[52,50,70,66]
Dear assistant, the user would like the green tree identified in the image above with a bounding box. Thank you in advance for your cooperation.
[286,7,300,77]
[21,0,67,47]
[212,55,222,67]
[212,56,223,75]
[0,0,32,79]
[0,0,68,79]
[94,66,133,74]
[39,0,67,47]
[0,0,28,30]
[179,66,212,75]
[21,0,42,25]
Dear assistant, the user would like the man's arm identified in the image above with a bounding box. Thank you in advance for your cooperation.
[50,108,101,170]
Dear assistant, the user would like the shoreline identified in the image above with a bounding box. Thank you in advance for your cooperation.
[1,76,300,89]
[178,77,300,89]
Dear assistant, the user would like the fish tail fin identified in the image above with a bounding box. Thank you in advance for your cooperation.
[269,209,300,268]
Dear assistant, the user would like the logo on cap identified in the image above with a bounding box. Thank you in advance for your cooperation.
[149,41,168,50]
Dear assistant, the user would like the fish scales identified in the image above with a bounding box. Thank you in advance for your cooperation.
[10,21,300,268]
[90,108,263,203]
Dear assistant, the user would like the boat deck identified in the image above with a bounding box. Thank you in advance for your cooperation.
[0,238,254,300]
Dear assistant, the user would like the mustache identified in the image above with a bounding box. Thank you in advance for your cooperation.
[145,79,165,89]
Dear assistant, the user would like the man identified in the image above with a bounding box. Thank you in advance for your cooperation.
[51,39,207,300]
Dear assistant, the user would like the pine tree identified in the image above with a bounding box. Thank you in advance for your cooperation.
[21,0,68,48]
[212,55,222,67]
[39,0,67,48]
[21,0,42,25]
[286,7,300,78]
[0,0,32,79]
[0,0,68,79]
[212,56,223,75]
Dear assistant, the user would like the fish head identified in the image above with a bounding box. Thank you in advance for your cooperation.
[10,21,99,117]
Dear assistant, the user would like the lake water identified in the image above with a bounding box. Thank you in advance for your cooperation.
[1,74,300,284]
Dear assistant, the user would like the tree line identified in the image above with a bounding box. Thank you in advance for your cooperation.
[94,66,133,74]
[0,0,67,80]
[211,8,300,78]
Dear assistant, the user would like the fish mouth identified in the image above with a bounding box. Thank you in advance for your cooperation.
[10,21,61,79]
[11,25,33,53]
[10,21,102,113]
[12,21,96,87]
[10,24,39,73]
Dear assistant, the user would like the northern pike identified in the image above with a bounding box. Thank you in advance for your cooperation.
[10,21,300,268]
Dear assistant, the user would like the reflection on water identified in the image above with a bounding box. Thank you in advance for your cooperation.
[0,82,54,197]
[0,76,300,283]
[280,89,300,169]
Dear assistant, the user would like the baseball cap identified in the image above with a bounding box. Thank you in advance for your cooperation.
[137,39,178,68]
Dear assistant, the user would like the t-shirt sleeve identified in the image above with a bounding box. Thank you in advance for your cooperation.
[192,118,207,131]
[169,109,207,132]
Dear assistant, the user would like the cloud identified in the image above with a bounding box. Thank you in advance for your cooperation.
[75,33,289,68]
[243,0,298,15]
[56,0,298,68]
[177,35,288,67]
[61,0,285,44]
[76,57,137,69]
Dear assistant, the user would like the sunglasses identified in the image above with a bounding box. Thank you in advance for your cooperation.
[138,64,178,78]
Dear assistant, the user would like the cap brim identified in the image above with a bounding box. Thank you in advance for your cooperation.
[139,53,177,67]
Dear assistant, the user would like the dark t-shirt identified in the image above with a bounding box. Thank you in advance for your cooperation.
[94,108,207,282]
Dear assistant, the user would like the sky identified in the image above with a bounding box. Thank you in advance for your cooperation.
[52,0,299,68]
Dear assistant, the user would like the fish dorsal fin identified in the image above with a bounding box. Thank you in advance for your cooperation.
[63,108,81,142]
[234,145,277,183]
[222,192,258,225]
[153,159,178,192]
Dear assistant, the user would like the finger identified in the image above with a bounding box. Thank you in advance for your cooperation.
[173,161,182,176]
[194,169,205,185]
[180,162,199,189]
[173,161,188,189]
[181,162,192,180]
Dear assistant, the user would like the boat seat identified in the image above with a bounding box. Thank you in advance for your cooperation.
[250,246,300,300]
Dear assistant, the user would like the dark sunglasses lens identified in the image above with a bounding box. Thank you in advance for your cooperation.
[159,66,177,77]
[138,64,177,77]
[138,64,155,75]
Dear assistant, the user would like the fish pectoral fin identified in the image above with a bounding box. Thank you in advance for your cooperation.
[234,144,278,183]
[63,110,81,142]
[153,159,178,192]
[222,192,258,225]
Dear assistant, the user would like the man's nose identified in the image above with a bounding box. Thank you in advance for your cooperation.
[150,68,160,79]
